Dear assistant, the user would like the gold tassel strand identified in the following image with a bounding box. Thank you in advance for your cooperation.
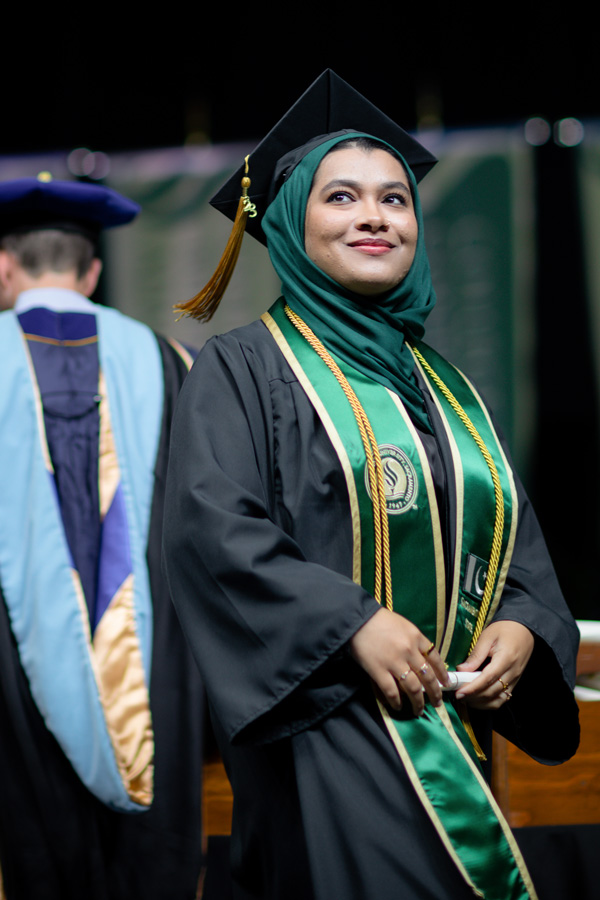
[175,156,257,322]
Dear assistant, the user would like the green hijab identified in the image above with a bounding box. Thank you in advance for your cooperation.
[262,132,436,431]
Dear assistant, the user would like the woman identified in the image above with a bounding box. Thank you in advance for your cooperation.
[163,73,579,900]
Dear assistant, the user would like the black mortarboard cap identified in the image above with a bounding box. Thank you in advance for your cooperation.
[210,69,437,247]
[0,175,140,240]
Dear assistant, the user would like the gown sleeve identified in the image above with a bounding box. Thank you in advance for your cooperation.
[162,326,380,746]
[490,465,580,763]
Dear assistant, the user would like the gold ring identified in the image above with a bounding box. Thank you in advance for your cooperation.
[498,678,509,692]
[419,663,429,674]
[503,690,513,700]
[423,642,435,657]
[399,669,411,681]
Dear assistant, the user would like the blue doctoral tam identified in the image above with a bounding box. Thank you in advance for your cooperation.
[0,176,140,238]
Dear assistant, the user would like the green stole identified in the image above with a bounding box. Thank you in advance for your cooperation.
[263,298,536,900]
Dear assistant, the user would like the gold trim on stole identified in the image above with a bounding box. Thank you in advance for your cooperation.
[262,311,362,585]
[403,349,532,893]
[378,700,484,898]
[409,350,466,661]
[434,703,538,899]
[411,351,519,635]
[458,371,519,626]
[385,390,446,651]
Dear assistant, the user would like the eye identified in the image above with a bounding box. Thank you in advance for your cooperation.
[325,190,355,204]
[383,193,409,207]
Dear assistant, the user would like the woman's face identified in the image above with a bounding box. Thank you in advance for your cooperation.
[304,147,418,297]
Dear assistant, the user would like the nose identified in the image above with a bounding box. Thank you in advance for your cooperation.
[355,199,389,232]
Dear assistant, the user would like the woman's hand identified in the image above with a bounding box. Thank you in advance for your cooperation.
[455,621,535,709]
[349,608,448,716]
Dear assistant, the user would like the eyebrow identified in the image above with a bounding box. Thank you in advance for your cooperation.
[318,179,411,195]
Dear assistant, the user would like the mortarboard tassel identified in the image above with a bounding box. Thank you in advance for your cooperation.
[174,156,256,322]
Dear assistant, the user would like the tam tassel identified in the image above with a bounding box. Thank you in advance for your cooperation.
[175,156,257,322]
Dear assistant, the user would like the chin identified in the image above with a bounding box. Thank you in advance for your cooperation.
[347,278,404,298]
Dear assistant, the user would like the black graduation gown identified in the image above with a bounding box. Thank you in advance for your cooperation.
[0,334,204,900]
[163,318,580,900]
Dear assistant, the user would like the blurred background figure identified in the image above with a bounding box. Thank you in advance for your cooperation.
[0,176,203,900]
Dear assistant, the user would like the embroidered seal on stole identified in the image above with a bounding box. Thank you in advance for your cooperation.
[364,443,418,515]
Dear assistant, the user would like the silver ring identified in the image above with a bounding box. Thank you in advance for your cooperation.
[399,668,411,681]
[419,663,429,674]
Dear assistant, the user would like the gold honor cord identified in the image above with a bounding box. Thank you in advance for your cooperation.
[409,345,505,653]
[284,312,505,731]
[285,305,393,610]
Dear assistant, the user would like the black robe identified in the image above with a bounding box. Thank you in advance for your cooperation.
[0,331,204,900]
[163,318,580,900]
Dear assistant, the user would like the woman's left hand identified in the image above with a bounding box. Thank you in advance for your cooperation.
[454,621,535,709]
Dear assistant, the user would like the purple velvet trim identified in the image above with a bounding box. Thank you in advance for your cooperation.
[18,308,98,342]
[95,485,131,630]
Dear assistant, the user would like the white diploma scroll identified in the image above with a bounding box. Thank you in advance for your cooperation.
[441,671,481,691]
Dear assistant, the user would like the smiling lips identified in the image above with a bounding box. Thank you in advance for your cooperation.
[348,238,396,255]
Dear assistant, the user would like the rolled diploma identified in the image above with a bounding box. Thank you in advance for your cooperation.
[442,671,481,691]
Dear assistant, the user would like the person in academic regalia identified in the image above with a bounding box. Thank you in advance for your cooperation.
[163,71,580,900]
[0,177,203,900]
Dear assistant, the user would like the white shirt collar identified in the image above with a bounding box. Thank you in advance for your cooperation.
[14,288,96,314]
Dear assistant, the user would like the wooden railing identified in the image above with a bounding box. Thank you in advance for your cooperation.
[203,757,233,836]
[491,641,600,826]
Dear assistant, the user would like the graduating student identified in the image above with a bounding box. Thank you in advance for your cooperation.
[0,176,203,900]
[163,72,579,900]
